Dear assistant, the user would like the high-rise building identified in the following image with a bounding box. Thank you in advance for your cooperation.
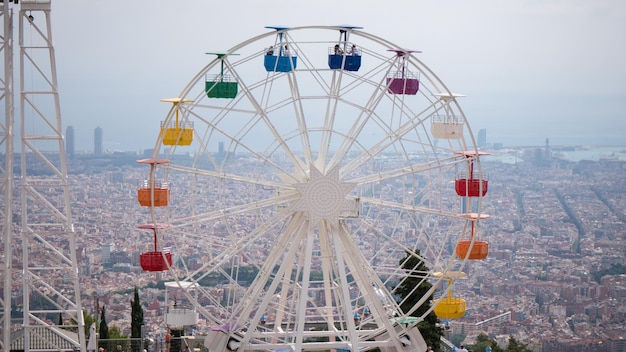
[101,243,114,264]
[94,126,103,155]
[66,125,75,157]
[477,128,487,148]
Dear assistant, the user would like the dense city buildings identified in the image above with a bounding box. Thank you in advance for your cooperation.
[12,145,625,352]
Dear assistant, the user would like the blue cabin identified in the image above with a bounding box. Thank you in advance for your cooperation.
[263,26,298,72]
[264,50,297,72]
[328,44,361,71]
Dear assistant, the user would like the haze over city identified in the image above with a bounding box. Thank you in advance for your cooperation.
[48,0,626,152]
[3,2,626,350]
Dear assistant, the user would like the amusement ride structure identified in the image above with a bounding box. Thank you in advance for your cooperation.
[137,26,490,352]
[1,1,85,351]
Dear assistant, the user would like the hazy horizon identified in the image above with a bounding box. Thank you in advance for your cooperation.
[21,1,626,152]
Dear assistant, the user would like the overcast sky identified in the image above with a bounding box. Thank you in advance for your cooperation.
[40,0,626,152]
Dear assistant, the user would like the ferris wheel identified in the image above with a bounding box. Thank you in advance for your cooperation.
[137,26,488,352]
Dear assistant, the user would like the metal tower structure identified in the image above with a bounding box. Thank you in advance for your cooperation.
[1,1,86,351]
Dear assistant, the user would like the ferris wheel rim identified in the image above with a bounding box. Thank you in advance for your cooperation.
[141,25,483,351]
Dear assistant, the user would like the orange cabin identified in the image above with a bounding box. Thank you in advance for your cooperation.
[137,182,170,207]
[136,159,171,207]
[456,213,490,260]
[455,240,489,260]
[140,251,173,272]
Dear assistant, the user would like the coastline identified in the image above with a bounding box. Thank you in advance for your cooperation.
[485,145,626,164]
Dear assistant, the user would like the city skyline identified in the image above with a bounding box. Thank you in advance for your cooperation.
[46,1,625,152]
[62,123,626,157]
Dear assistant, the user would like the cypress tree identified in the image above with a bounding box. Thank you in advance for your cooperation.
[395,250,443,351]
[131,287,144,352]
[99,305,110,351]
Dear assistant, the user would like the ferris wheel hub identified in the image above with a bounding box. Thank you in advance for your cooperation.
[293,165,356,229]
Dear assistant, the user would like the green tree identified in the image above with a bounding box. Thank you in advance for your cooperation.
[108,325,129,352]
[395,251,443,351]
[504,335,532,352]
[131,287,145,352]
[471,333,504,352]
[99,305,110,350]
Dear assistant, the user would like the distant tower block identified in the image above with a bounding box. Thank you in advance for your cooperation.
[66,125,75,157]
[94,126,103,155]
[478,129,487,148]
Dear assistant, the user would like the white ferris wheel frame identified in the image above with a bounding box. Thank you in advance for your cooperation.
[141,25,486,352]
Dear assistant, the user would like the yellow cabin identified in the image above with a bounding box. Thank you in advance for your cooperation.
[160,97,194,146]
[434,297,466,319]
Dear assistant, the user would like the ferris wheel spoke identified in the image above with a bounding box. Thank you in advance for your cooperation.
[348,154,460,186]
[283,72,316,164]
[359,196,458,218]
[317,52,372,166]
[327,80,390,170]
[339,98,445,176]
[168,163,289,190]
[179,209,295,290]
[350,216,432,272]
[317,73,339,166]
[167,191,294,234]
[187,106,300,175]
[232,214,309,333]
[328,61,437,170]
[336,225,402,335]
[228,62,309,174]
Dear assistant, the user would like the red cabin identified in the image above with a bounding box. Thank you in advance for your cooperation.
[455,150,489,197]
[138,223,172,272]
[140,251,173,272]
[455,176,488,197]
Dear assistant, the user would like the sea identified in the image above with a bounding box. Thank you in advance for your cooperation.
[486,145,626,164]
